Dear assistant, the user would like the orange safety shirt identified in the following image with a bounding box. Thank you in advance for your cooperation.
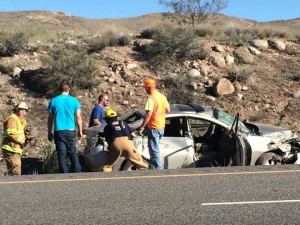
[145,90,170,129]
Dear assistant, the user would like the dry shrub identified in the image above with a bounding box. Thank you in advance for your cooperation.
[39,43,98,95]
[224,28,255,46]
[0,31,29,56]
[139,27,159,39]
[194,27,214,37]
[256,29,288,39]
[143,24,207,70]
[87,30,131,53]
[43,144,59,174]
[227,66,254,84]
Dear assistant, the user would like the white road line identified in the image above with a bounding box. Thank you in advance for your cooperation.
[202,200,300,206]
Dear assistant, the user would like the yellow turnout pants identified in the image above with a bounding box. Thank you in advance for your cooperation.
[2,148,21,175]
[103,137,148,172]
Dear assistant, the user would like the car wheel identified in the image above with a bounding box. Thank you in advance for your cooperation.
[255,152,281,165]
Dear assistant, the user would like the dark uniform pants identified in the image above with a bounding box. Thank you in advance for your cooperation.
[103,137,148,172]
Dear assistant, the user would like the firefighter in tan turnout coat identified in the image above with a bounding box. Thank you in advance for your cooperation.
[2,102,29,175]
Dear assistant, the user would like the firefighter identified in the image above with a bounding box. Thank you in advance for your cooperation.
[2,102,29,175]
[102,109,148,172]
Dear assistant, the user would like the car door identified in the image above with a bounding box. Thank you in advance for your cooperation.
[231,134,248,166]
[138,116,196,169]
[229,113,250,166]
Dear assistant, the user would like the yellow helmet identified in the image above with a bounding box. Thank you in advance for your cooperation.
[104,109,117,119]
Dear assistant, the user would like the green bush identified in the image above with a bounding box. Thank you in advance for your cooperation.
[40,43,98,95]
[256,29,273,39]
[117,35,131,46]
[223,28,288,44]
[143,24,207,69]
[256,29,288,39]
[194,27,214,37]
[224,28,255,46]
[87,37,106,53]
[0,31,29,56]
[43,144,59,174]
[227,66,254,84]
[139,27,159,39]
[87,30,131,53]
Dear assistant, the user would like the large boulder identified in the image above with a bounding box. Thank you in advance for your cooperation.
[251,39,269,50]
[268,39,286,51]
[233,47,254,64]
[213,78,235,96]
[212,44,225,52]
[248,46,261,55]
[187,69,201,79]
[210,54,226,68]
[225,55,234,65]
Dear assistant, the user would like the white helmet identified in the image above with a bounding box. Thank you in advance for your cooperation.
[15,102,29,111]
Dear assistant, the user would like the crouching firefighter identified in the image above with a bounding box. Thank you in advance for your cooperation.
[1,102,29,175]
[102,109,148,172]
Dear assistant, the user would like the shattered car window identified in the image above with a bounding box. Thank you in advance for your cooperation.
[213,109,249,134]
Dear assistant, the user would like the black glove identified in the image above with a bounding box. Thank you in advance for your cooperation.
[20,142,26,149]
[48,132,54,142]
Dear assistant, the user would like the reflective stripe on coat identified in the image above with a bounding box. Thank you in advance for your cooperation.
[2,113,26,154]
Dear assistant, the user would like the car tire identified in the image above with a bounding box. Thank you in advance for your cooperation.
[255,152,281,165]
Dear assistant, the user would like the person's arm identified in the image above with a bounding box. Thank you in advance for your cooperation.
[5,117,25,144]
[92,118,101,126]
[47,112,54,141]
[165,98,170,113]
[140,111,152,129]
[140,98,153,130]
[166,106,170,113]
[76,109,83,139]
[130,131,136,139]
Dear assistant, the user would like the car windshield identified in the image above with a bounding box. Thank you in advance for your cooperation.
[213,109,249,134]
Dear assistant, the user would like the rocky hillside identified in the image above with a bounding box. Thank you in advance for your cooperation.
[0,11,299,174]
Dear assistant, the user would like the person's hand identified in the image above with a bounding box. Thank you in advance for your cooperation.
[20,141,26,149]
[136,127,145,136]
[77,131,83,139]
[48,132,54,142]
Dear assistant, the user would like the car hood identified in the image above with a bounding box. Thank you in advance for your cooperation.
[253,123,297,143]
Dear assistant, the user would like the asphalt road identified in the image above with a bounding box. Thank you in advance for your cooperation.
[1,165,300,225]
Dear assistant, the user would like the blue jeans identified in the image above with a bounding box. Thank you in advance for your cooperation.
[148,128,164,169]
[54,130,81,173]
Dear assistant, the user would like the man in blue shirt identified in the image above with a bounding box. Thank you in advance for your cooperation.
[88,94,109,127]
[47,81,82,173]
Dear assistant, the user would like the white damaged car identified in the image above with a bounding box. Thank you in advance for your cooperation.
[83,104,300,171]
